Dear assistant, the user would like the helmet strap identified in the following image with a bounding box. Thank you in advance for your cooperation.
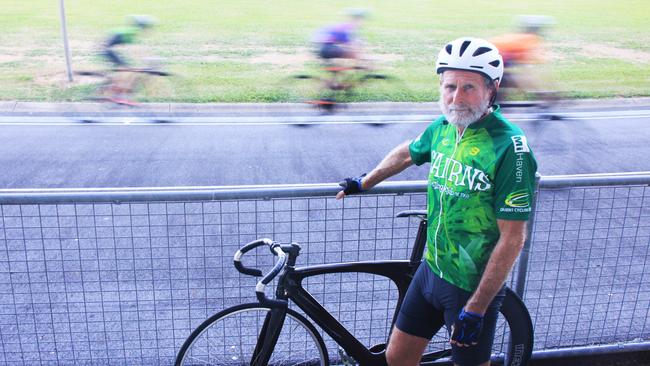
[488,80,499,106]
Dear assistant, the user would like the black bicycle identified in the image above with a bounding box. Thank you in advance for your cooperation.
[175,210,533,366]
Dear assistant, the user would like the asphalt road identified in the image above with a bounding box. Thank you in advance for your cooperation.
[0,103,648,365]
[0,105,649,188]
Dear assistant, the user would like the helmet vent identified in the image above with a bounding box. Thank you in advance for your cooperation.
[445,44,453,55]
[489,60,501,67]
[459,40,471,56]
[470,65,484,69]
[472,47,492,57]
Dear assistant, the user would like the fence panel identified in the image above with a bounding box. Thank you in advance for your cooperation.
[525,184,650,349]
[0,175,649,364]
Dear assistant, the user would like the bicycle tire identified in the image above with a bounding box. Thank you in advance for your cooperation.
[175,303,330,366]
[419,288,533,366]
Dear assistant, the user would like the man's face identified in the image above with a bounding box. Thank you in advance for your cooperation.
[439,70,493,128]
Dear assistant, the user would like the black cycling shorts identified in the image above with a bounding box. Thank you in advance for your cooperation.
[395,263,506,366]
[318,43,347,59]
[102,49,127,67]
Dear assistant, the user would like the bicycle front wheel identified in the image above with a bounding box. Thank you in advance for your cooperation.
[176,303,329,366]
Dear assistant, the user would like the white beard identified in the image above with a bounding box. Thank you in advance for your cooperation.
[439,97,490,128]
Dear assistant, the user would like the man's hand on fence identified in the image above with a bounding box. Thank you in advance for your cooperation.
[336,174,366,200]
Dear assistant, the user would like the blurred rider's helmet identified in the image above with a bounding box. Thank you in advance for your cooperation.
[435,37,504,84]
[346,8,369,19]
[517,15,555,34]
[130,15,156,29]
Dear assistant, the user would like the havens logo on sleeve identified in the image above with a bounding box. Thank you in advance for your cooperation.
[504,190,530,208]
[511,135,530,153]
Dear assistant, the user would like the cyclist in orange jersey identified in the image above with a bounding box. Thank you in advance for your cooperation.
[490,15,555,103]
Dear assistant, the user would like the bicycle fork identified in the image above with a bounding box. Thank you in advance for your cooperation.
[251,306,288,366]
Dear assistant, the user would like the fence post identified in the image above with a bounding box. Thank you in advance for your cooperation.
[514,173,541,299]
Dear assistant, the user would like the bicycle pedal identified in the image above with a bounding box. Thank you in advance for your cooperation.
[337,346,358,366]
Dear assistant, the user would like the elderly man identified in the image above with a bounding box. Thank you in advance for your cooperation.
[337,37,537,366]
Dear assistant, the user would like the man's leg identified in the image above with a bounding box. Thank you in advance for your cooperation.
[387,328,492,366]
[389,263,446,366]
[386,326,429,366]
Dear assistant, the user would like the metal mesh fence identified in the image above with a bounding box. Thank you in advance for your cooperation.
[524,185,650,349]
[0,178,649,365]
[0,194,428,365]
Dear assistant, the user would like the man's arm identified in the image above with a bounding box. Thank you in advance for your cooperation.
[336,140,413,199]
[464,219,527,314]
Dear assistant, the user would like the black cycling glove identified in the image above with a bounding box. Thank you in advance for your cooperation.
[451,308,484,346]
[339,174,367,195]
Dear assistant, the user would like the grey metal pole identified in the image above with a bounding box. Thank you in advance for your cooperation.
[513,173,541,299]
[58,0,73,82]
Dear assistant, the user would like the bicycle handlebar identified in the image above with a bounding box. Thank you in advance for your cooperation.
[231,210,422,306]
[233,238,288,306]
[112,67,171,76]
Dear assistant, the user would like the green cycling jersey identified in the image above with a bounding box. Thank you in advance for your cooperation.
[409,106,537,292]
[106,26,139,47]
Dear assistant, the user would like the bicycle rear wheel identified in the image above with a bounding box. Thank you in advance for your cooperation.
[176,303,329,366]
[419,288,533,365]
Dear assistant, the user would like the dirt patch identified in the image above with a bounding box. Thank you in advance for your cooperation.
[198,44,227,52]
[543,49,567,62]
[371,53,405,63]
[172,55,228,63]
[34,71,101,87]
[581,44,650,63]
[0,54,21,63]
[248,49,404,67]
[69,39,98,51]
[249,51,314,65]
[0,46,24,63]
[523,41,649,63]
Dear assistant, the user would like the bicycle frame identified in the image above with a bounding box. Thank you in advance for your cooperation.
[288,260,417,365]
[252,215,428,366]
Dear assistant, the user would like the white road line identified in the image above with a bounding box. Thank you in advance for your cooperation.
[0,111,649,126]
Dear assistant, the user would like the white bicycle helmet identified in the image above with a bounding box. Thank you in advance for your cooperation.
[517,15,555,34]
[435,37,504,84]
[130,15,156,29]
[346,8,369,19]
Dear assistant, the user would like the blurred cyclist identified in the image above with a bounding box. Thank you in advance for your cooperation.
[490,15,556,103]
[309,9,370,96]
[101,15,156,104]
